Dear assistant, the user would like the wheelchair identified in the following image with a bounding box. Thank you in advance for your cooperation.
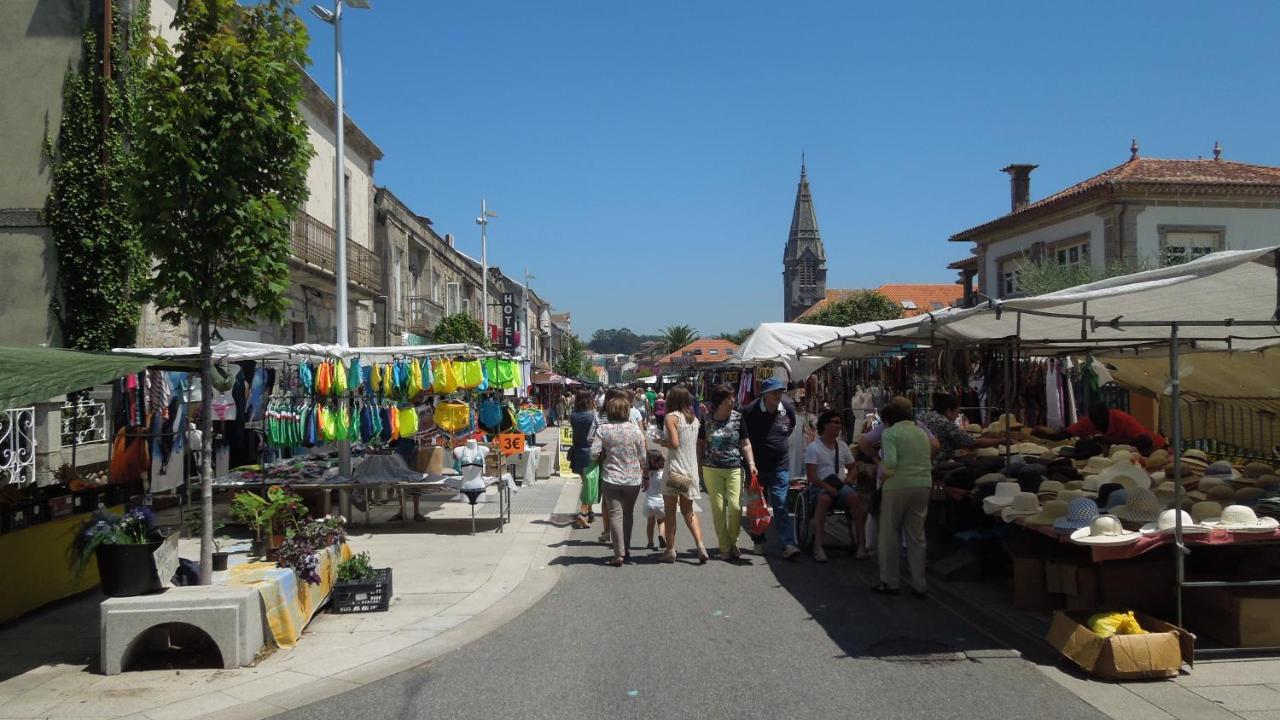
[787,474,860,552]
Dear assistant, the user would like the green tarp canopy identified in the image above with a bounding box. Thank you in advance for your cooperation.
[0,346,162,411]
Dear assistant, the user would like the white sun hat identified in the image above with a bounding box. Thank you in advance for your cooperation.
[1098,462,1152,492]
[1070,515,1141,546]
[1001,492,1042,523]
[1206,505,1280,533]
[1141,509,1210,535]
[982,482,1021,514]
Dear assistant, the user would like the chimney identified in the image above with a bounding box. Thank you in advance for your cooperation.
[445,233,455,247]
[1001,164,1037,212]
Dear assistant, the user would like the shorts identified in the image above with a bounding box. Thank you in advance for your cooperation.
[644,495,665,519]
[808,483,859,506]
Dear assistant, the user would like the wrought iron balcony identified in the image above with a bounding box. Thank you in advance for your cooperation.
[290,212,383,293]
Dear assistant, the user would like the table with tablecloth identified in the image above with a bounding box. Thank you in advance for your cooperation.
[1010,517,1280,562]
[221,543,351,647]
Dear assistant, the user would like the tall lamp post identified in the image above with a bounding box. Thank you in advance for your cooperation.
[523,267,536,362]
[310,0,371,347]
[476,200,497,338]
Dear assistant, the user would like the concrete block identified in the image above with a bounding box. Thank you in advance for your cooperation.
[99,586,264,675]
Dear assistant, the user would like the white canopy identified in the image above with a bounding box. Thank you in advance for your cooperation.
[113,340,483,364]
[732,323,841,379]
[804,246,1280,357]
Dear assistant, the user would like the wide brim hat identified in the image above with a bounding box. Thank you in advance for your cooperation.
[1024,500,1070,526]
[1037,479,1065,501]
[1183,448,1211,463]
[1235,487,1267,506]
[1206,485,1238,505]
[1203,461,1243,481]
[1145,449,1170,471]
[1056,488,1089,505]
[974,447,1000,458]
[1243,461,1275,479]
[964,423,983,434]
[982,482,1022,513]
[1012,442,1050,456]
[1109,488,1163,524]
[1081,475,1106,496]
[1141,509,1210,535]
[1101,488,1128,512]
[1154,481,1178,507]
[1001,492,1042,522]
[1098,462,1153,492]
[1109,444,1138,457]
[975,472,1006,486]
[982,414,1024,436]
[1071,515,1141,546]
[1188,475,1228,501]
[1190,501,1224,524]
[1109,449,1137,465]
[1054,498,1101,531]
[1080,456,1114,475]
[1207,504,1280,532]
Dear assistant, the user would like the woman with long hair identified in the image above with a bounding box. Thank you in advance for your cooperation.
[657,384,709,563]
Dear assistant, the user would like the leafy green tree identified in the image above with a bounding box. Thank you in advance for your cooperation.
[553,333,587,379]
[587,327,657,354]
[133,0,313,583]
[1014,258,1150,297]
[44,1,150,350]
[718,327,755,345]
[658,324,699,354]
[798,291,902,327]
[433,313,490,347]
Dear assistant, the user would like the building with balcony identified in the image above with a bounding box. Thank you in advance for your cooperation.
[373,187,484,345]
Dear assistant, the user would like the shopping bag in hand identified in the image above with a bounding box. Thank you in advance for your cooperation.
[744,472,773,535]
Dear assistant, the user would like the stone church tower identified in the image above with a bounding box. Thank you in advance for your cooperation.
[782,159,827,321]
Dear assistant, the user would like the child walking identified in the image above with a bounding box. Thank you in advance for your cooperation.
[644,449,666,549]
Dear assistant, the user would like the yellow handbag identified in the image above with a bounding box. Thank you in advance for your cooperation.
[408,359,424,397]
[435,401,471,434]
[397,405,419,436]
[432,359,459,394]
[456,359,483,389]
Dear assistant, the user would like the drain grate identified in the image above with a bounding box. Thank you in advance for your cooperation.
[867,637,965,663]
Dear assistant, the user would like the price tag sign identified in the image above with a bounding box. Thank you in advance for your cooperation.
[497,433,526,456]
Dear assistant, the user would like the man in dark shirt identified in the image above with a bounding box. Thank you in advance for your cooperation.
[742,377,800,558]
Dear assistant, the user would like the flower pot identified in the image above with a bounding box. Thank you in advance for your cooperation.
[250,539,267,559]
[212,551,229,571]
[95,541,164,597]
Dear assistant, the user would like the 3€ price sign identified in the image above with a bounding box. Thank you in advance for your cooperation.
[497,433,526,456]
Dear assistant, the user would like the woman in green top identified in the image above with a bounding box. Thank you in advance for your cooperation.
[874,396,936,598]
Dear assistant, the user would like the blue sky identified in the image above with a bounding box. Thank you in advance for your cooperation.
[299,0,1280,338]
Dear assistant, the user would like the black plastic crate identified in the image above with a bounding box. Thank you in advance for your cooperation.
[329,568,392,614]
[1,501,45,533]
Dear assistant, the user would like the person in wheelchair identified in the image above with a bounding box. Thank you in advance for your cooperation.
[804,410,866,563]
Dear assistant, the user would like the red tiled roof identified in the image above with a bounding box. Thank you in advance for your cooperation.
[658,338,740,365]
[797,284,963,320]
[950,157,1280,241]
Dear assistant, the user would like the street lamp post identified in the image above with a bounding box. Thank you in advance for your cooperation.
[310,0,370,347]
[523,267,535,363]
[476,200,497,338]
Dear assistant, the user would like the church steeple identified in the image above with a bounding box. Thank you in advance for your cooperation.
[783,157,828,321]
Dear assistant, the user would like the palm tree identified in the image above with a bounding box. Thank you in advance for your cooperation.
[659,325,699,354]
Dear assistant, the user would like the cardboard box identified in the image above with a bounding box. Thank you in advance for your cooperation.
[1012,557,1064,612]
[1183,587,1280,649]
[412,446,446,475]
[1046,610,1194,681]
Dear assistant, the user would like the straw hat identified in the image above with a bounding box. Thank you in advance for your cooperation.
[1063,480,1085,492]
[982,414,1024,436]
[1024,499,1070,526]
[1098,462,1152,491]
[1183,449,1210,463]
[1190,501,1224,524]
[1189,475,1228,501]
[1057,488,1090,505]
[965,423,983,434]
[1207,505,1280,532]
[1054,498,1101,532]
[1080,457,1115,476]
[1235,487,1267,505]
[975,446,1000,458]
[1012,442,1050,456]
[1109,444,1138,457]
[1243,461,1275,479]
[1081,475,1107,496]
[1204,461,1242,481]
[1206,484,1237,505]
[1070,515,1141,546]
[1109,488,1163,524]
[1179,457,1209,476]
[1038,450,1060,463]
[1037,479,1065,501]
[1141,509,1210,536]
[1155,481,1178,507]
[982,482,1022,513]
[1145,449,1170,472]
[1001,492,1042,522]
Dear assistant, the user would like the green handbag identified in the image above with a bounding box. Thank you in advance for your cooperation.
[580,462,602,506]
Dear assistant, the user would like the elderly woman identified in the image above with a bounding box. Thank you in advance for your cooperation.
[591,395,648,566]
[874,396,935,597]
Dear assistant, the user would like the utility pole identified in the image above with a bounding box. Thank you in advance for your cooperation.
[476,200,497,338]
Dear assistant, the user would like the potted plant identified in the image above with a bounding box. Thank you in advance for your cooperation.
[229,486,305,557]
[70,507,166,597]
[330,551,392,614]
[184,513,234,570]
[274,515,347,585]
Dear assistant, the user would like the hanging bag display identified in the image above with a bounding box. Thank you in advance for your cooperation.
[432,358,459,394]
[457,359,484,389]
[435,400,471,434]
[408,358,424,398]
[398,405,419,437]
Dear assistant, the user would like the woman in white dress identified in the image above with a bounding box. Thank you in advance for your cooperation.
[657,385,708,564]
[788,382,816,479]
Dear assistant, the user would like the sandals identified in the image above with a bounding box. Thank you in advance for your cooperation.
[574,514,590,529]
[697,547,709,565]
[870,583,900,596]
[609,557,624,567]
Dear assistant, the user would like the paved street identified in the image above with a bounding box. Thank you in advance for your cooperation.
[280,508,1105,720]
